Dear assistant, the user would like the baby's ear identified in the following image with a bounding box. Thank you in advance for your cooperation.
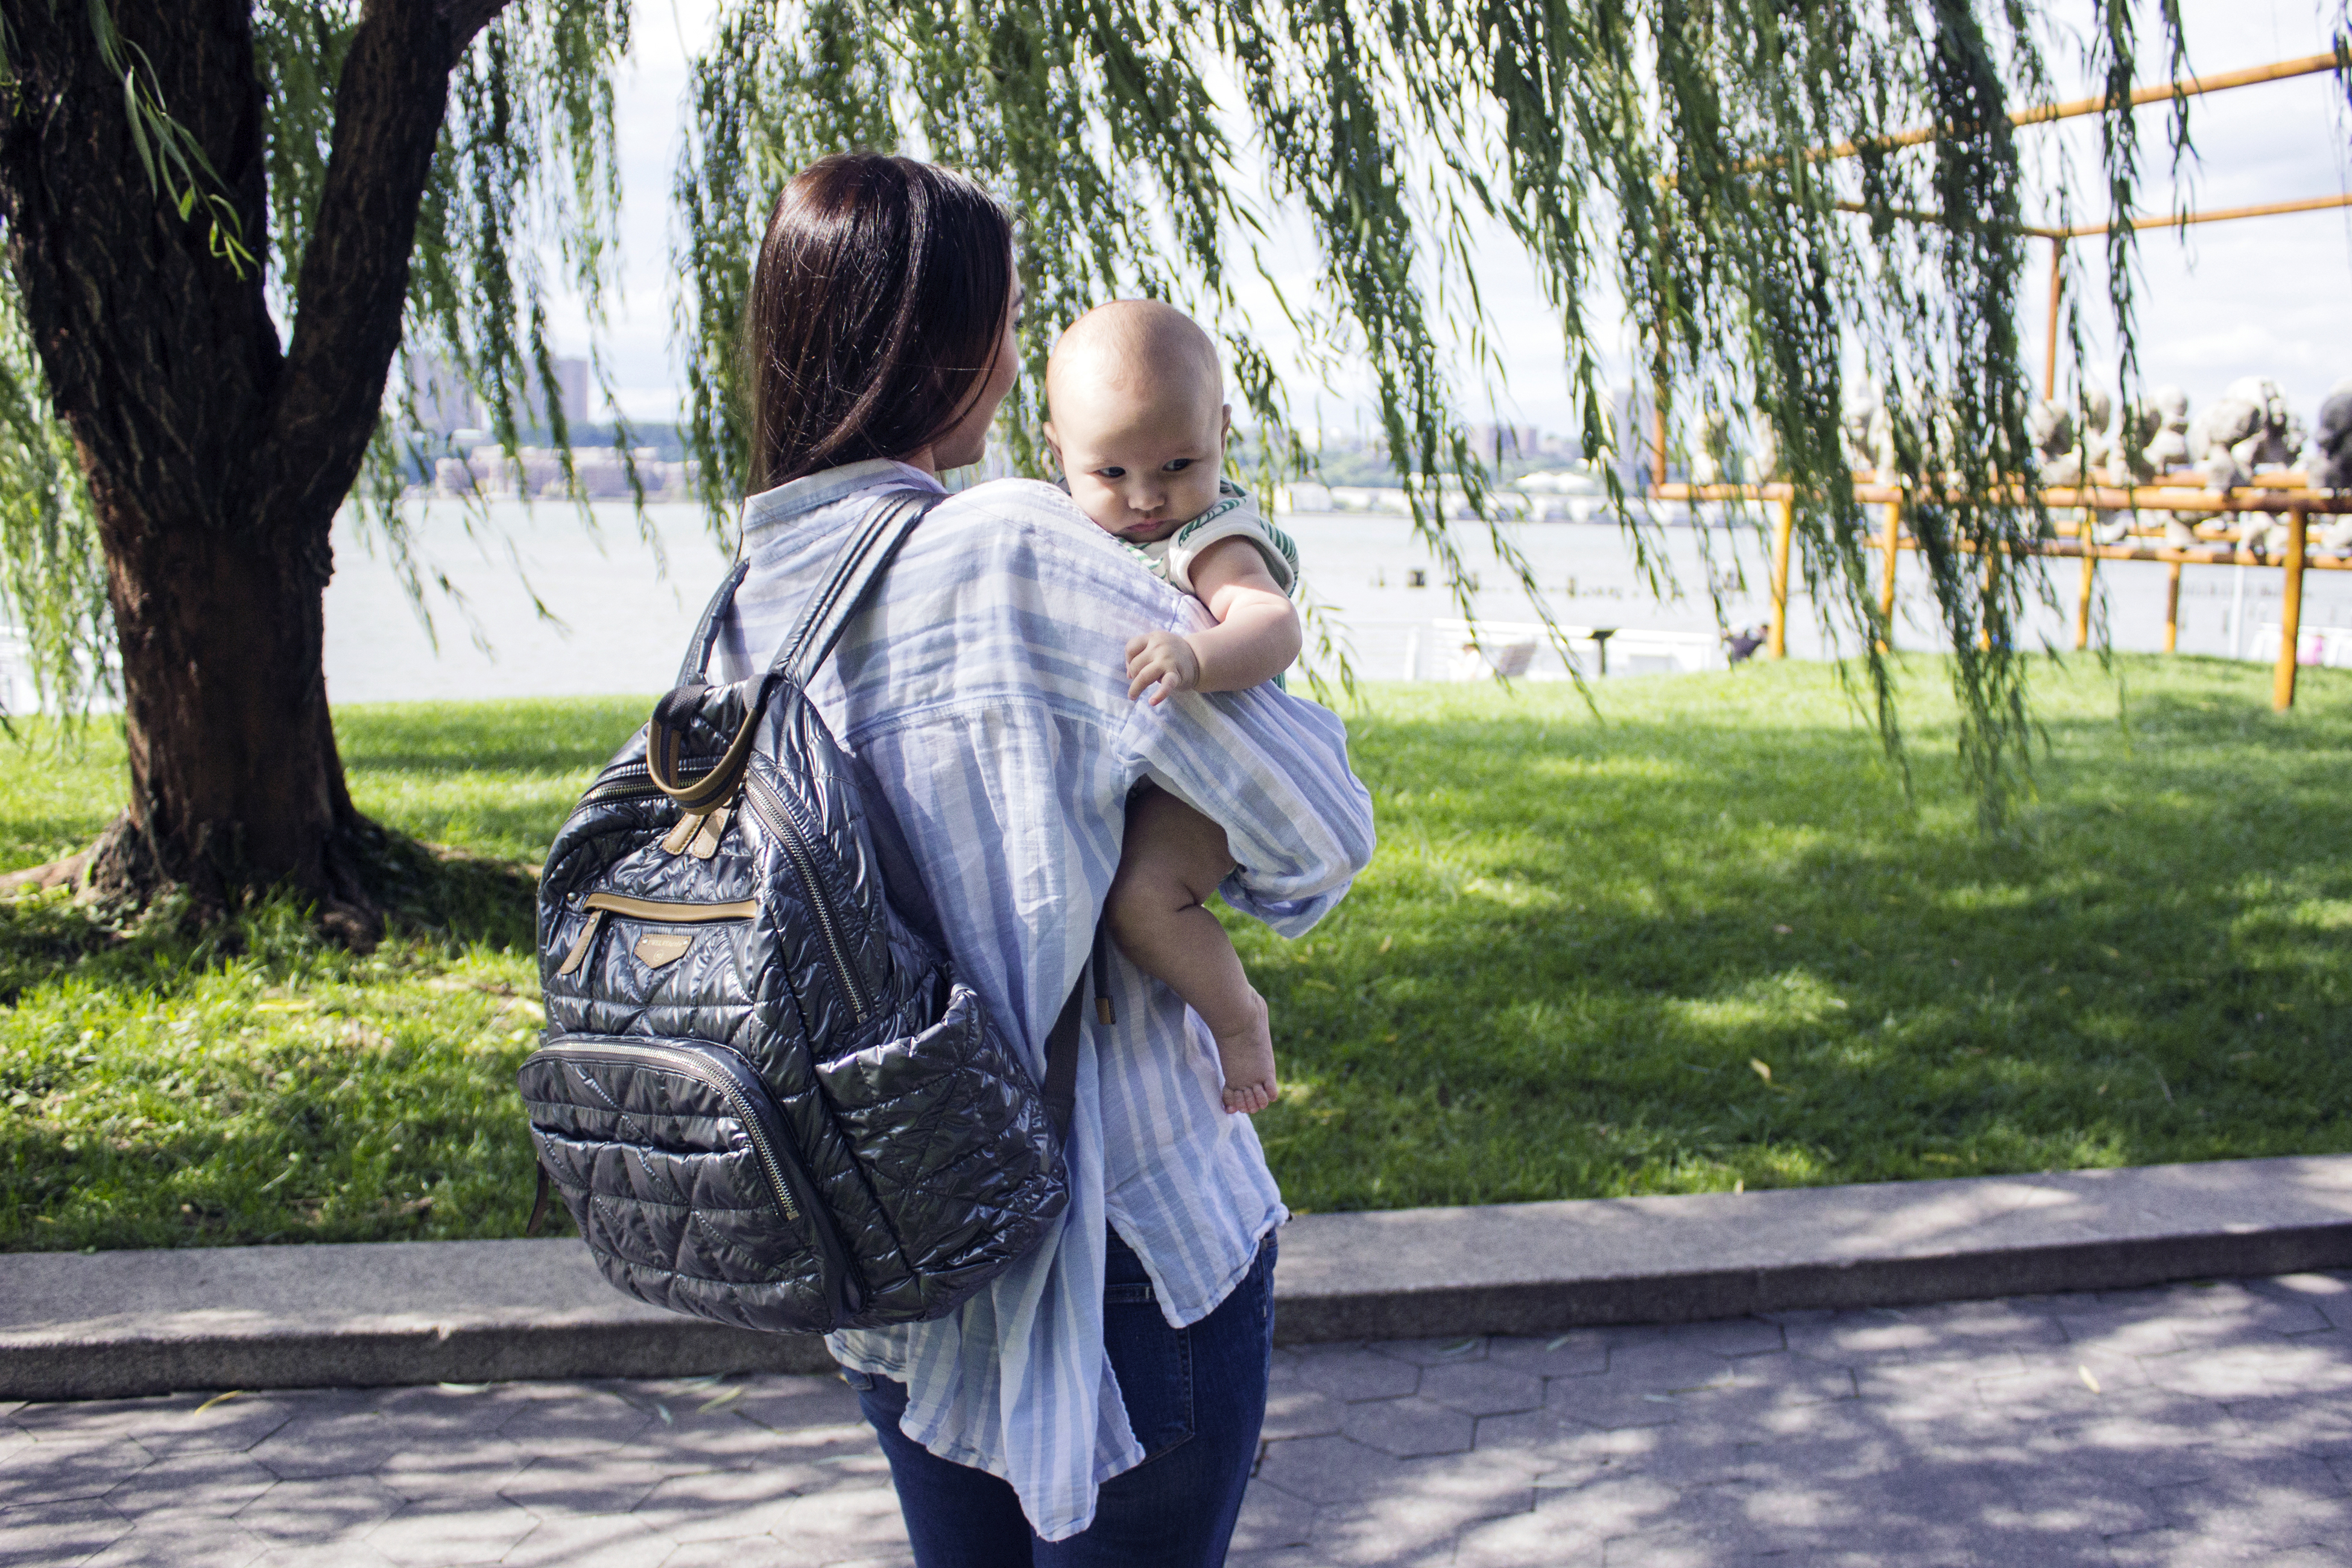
[1042,422,1062,458]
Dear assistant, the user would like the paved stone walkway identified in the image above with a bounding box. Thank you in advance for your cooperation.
[7,1271,2352,1566]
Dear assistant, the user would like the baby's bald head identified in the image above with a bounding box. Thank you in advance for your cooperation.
[1046,300,1224,422]
[1043,301,1233,543]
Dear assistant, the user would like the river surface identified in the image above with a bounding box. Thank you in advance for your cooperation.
[315,499,2352,703]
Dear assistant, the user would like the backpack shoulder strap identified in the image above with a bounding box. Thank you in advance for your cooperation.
[670,485,941,690]
[674,561,751,688]
[771,488,944,684]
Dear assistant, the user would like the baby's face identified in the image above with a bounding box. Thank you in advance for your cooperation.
[1047,377,1230,545]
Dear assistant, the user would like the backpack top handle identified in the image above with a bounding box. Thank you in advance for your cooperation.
[646,488,943,808]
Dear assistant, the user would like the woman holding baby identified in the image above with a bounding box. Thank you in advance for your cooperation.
[708,153,1373,1563]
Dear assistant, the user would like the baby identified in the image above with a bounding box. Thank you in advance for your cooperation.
[1043,300,1303,1114]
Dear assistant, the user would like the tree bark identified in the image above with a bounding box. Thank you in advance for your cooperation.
[0,0,506,941]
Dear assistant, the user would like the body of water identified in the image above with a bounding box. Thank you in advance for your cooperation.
[316,499,2352,704]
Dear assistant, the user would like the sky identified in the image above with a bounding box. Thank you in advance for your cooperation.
[561,0,2352,438]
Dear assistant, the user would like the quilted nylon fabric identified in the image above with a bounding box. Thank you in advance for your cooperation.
[519,630,1070,1334]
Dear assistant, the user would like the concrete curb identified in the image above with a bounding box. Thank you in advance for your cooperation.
[7,1154,2350,1400]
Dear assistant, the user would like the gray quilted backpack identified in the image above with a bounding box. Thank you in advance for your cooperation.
[518,493,1094,1333]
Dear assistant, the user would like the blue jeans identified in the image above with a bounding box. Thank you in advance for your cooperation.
[846,1227,1277,1567]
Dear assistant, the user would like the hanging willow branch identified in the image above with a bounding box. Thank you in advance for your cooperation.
[0,0,2218,826]
[669,0,2204,823]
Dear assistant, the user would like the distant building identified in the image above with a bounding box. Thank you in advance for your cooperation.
[404,352,591,434]
[408,355,477,436]
[1468,423,1544,463]
[528,358,592,430]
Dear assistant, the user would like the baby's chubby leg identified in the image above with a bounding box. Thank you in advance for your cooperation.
[1104,787,1277,1114]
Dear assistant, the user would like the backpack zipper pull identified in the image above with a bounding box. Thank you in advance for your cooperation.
[686,805,732,860]
[555,908,607,977]
[662,810,707,855]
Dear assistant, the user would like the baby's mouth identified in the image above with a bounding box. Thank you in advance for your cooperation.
[1120,517,1180,542]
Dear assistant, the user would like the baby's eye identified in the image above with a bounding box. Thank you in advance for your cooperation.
[1094,466,1127,479]
[1163,458,1195,472]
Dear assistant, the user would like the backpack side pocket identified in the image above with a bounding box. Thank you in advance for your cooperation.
[519,1034,859,1333]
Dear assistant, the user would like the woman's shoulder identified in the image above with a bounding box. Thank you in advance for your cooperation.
[916,479,1163,596]
[928,476,1084,533]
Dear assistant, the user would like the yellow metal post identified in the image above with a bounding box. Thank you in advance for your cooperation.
[1768,498,1795,659]
[2274,505,2307,711]
[2043,238,2064,400]
[2163,561,2181,653]
[1877,500,1902,651]
[2073,544,2098,651]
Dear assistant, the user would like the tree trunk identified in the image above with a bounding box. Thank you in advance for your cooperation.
[0,0,505,941]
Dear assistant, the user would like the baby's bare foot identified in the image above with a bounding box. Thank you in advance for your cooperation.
[1212,990,1278,1114]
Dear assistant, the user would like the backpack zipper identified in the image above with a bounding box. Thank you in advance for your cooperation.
[580,762,657,804]
[742,771,872,1023]
[543,1035,863,1323]
[572,758,873,1025]
[552,1038,805,1224]
[555,893,758,978]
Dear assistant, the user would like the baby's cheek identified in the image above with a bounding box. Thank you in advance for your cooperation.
[1177,472,1225,519]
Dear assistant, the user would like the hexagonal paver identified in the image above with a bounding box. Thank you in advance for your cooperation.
[1371,1336,1490,1368]
[1341,1394,1476,1458]
[657,1538,824,1567]
[102,1449,280,1518]
[500,1513,684,1567]
[1653,1318,1786,1359]
[1259,1383,1346,1441]
[76,1515,271,1568]
[627,1408,821,1470]
[499,1450,701,1517]
[0,1435,157,1506]
[1416,1360,1546,1417]
[1231,1478,1316,1552]
[1257,1434,1529,1523]
[1256,1435,1406,1508]
[2259,1274,2352,1333]
[242,1541,402,1568]
[369,1384,545,1443]
[630,1463,806,1542]
[243,1402,406,1482]
[729,1373,867,1434]
[496,1386,656,1458]
[1485,1333,1610,1379]
[1455,1503,1608,1568]
[1598,1341,1736,1392]
[0,1497,136,1564]
[1291,1346,1421,1403]
[233,1474,406,1546]
[10,1397,183,1444]
[767,1482,910,1561]
[1543,1374,1689,1433]
[376,1434,533,1503]
[1474,1405,1649,1473]
[364,1497,539,1568]
[12,1391,294,1461]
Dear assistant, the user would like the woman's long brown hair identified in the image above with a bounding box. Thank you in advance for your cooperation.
[746,155,1013,490]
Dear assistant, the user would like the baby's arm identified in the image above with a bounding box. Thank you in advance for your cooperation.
[1125,536,1303,704]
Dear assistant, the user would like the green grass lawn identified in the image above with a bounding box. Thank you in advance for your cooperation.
[4,658,2348,1251]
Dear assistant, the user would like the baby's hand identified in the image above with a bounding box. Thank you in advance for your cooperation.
[1125,631,1201,705]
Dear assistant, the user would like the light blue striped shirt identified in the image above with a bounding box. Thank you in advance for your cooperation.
[709,459,1374,1540]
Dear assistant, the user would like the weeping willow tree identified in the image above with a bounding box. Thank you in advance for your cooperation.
[0,0,630,938]
[0,0,2237,935]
